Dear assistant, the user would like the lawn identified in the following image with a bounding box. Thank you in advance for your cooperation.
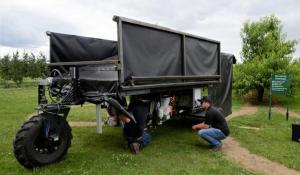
[0,78,40,88]
[229,107,300,171]
[68,104,107,121]
[232,90,244,111]
[0,87,256,174]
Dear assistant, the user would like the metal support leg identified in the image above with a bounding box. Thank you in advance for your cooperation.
[96,104,102,134]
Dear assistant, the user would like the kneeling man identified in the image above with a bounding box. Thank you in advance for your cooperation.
[192,96,229,151]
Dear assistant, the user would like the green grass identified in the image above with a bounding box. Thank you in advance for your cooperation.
[0,78,40,88]
[232,91,244,111]
[0,87,256,174]
[68,104,107,121]
[229,107,300,170]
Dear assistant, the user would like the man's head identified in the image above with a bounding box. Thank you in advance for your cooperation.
[198,96,212,110]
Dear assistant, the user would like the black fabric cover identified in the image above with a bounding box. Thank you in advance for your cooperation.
[80,81,118,95]
[50,32,117,63]
[78,64,118,94]
[185,37,219,75]
[121,22,220,83]
[122,22,182,81]
[48,22,222,95]
[208,53,236,117]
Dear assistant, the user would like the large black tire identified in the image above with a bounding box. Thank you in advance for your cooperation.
[13,114,72,169]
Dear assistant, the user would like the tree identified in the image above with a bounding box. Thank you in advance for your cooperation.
[10,51,25,87]
[22,51,31,78]
[35,52,48,78]
[28,53,38,79]
[0,51,48,87]
[0,54,12,87]
[234,15,298,102]
[290,59,300,88]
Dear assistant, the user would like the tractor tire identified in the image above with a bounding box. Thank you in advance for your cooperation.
[13,115,72,169]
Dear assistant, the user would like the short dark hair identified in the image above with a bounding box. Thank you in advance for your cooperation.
[197,96,212,104]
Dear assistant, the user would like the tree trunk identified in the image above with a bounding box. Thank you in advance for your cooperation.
[256,86,264,102]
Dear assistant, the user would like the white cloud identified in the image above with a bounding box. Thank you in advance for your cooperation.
[0,0,299,60]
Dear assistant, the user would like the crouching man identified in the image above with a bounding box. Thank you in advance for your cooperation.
[192,96,229,151]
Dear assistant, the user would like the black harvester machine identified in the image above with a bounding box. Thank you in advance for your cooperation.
[13,16,235,168]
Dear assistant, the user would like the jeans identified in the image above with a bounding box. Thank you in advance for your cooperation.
[197,128,226,146]
[140,131,151,148]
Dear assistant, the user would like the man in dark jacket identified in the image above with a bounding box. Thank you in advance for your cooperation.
[123,95,151,154]
[106,95,151,154]
[192,96,229,151]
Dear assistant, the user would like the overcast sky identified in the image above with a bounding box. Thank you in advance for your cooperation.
[0,0,299,62]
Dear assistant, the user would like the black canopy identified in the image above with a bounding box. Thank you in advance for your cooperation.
[49,32,117,63]
[209,53,236,116]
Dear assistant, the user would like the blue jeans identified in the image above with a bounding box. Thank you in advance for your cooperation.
[197,128,226,146]
[140,131,151,148]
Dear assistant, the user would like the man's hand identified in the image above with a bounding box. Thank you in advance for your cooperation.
[119,115,131,123]
[192,122,209,130]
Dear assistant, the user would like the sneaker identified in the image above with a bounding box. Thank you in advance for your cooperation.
[129,142,140,154]
[212,143,222,152]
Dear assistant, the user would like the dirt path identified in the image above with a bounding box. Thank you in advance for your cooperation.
[223,106,300,175]
[26,112,98,127]
[68,121,97,127]
[272,106,300,118]
[226,105,258,121]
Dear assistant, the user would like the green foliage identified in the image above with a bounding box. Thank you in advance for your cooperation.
[0,51,48,87]
[234,15,298,101]
[241,15,296,62]
[0,54,12,87]
[35,53,48,78]
[232,90,244,111]
[10,51,25,87]
[289,59,300,88]
[275,86,300,113]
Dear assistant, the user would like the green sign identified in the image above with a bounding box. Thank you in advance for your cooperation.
[269,74,291,120]
[271,74,290,95]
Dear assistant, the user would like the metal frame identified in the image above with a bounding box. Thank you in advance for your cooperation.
[182,35,186,76]
[121,80,220,91]
[131,75,220,81]
[47,59,119,67]
[115,17,125,84]
[113,16,220,44]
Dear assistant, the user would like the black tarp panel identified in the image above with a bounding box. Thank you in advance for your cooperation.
[208,53,236,116]
[122,22,182,81]
[185,37,219,76]
[49,32,117,63]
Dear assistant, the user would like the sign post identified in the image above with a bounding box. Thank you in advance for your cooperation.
[269,74,291,120]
